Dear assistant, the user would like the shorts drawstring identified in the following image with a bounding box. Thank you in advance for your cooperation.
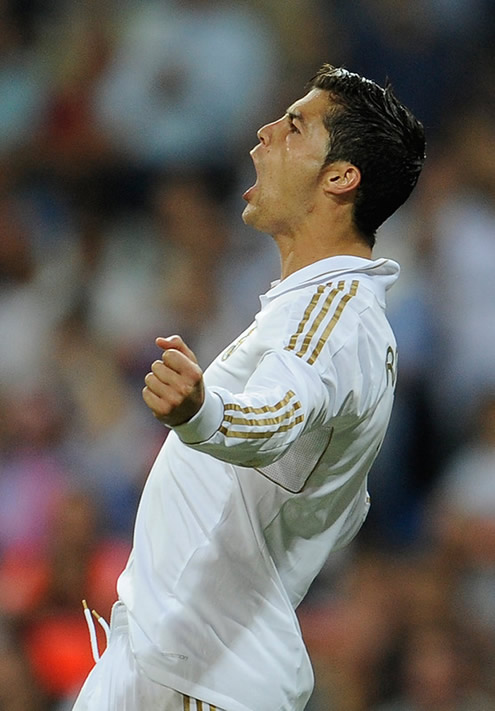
[82,599,111,663]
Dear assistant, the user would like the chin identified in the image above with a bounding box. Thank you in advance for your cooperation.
[242,200,276,236]
[241,202,258,226]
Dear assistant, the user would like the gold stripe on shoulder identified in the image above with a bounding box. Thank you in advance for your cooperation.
[287,282,347,354]
[291,282,345,359]
[306,280,359,365]
[287,284,326,351]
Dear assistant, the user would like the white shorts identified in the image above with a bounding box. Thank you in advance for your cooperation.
[72,602,224,711]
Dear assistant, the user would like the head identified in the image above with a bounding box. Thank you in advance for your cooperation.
[308,64,426,247]
[242,64,425,249]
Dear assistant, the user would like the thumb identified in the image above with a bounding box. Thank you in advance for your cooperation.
[155,335,198,364]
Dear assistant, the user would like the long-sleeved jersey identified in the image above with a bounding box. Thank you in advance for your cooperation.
[117,255,400,711]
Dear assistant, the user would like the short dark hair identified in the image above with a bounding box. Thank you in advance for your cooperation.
[308,64,426,248]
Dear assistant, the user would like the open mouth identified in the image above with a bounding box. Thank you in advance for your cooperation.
[242,150,260,201]
[242,182,258,201]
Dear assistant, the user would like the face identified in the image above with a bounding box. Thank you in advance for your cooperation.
[242,88,331,236]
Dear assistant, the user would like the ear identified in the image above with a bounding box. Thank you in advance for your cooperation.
[321,161,361,197]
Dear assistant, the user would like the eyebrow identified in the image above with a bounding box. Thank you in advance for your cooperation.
[286,108,305,125]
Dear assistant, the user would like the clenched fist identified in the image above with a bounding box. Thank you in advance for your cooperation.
[142,335,204,427]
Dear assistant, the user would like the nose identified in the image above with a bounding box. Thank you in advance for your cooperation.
[257,123,269,145]
[257,118,279,146]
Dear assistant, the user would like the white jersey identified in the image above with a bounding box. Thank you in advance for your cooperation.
[117,255,400,711]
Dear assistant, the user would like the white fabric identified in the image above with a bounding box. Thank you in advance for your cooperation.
[117,255,400,711]
[72,603,222,711]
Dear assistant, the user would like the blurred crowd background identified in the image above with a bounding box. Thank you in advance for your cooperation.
[1,0,495,709]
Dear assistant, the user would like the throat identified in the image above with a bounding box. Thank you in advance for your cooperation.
[277,232,372,280]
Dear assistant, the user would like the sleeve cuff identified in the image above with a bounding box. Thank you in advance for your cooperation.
[173,387,224,444]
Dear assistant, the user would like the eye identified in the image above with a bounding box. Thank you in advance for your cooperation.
[288,116,300,134]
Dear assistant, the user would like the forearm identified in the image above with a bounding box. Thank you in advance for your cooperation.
[172,349,332,468]
[174,384,306,467]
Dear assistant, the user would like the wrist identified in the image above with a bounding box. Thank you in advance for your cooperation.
[173,388,224,444]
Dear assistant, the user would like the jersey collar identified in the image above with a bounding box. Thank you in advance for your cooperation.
[263,255,400,303]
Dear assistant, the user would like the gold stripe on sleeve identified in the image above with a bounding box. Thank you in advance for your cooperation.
[219,414,304,439]
[183,696,190,711]
[223,390,295,414]
[306,280,359,365]
[197,702,203,711]
[220,390,303,438]
[223,401,302,428]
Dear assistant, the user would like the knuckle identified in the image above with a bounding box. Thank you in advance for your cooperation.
[169,392,181,407]
[179,385,192,399]
[191,367,202,384]
[152,400,168,418]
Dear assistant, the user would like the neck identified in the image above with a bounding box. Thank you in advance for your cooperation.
[275,224,372,280]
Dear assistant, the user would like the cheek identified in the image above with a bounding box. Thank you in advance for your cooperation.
[282,163,319,199]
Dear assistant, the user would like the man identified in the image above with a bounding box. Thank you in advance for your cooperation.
[73,64,425,711]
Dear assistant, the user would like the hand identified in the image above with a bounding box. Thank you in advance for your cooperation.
[142,335,204,427]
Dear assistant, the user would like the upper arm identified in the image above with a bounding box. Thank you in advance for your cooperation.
[174,347,335,470]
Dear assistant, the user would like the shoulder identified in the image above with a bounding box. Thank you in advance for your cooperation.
[274,277,373,364]
[254,274,394,376]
